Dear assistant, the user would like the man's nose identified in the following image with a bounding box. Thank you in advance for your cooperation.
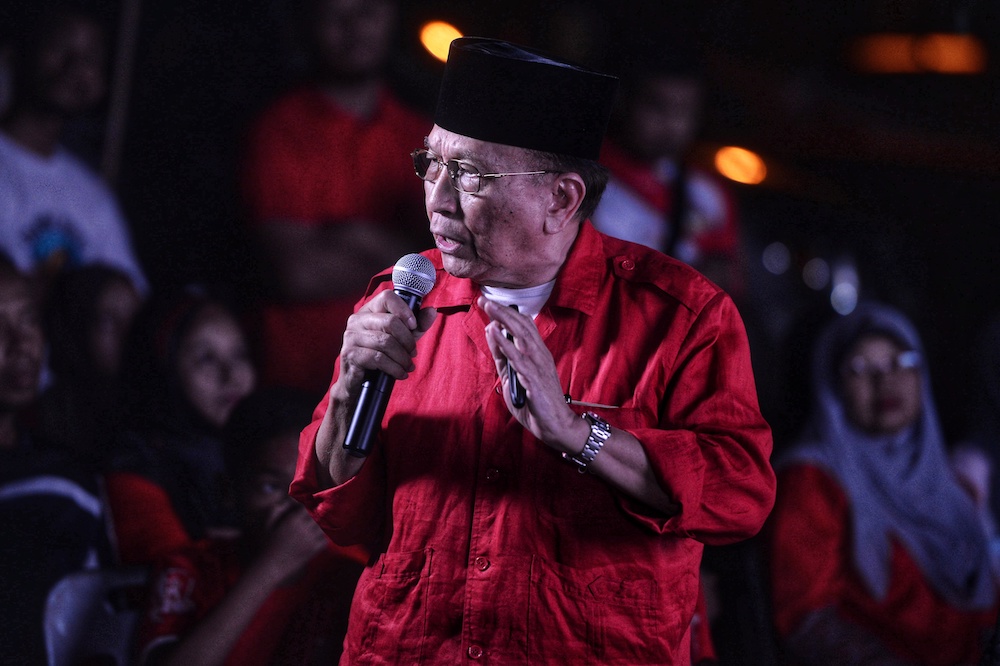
[426,166,459,213]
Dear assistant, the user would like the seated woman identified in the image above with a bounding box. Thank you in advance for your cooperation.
[767,301,998,665]
[135,387,367,665]
[105,287,257,565]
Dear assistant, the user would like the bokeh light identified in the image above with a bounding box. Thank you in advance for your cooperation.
[830,260,860,314]
[420,21,463,63]
[714,146,767,185]
[802,257,830,291]
[914,33,987,73]
[850,33,987,74]
[762,242,791,275]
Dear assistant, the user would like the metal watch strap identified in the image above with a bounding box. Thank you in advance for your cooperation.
[562,411,611,473]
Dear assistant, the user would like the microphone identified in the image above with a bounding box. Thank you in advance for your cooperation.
[506,305,527,408]
[343,253,436,458]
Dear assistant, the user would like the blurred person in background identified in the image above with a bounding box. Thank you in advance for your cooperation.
[136,387,366,665]
[594,41,759,661]
[767,301,998,664]
[592,43,743,299]
[241,0,428,397]
[0,256,110,664]
[104,287,256,565]
[0,4,147,295]
[34,263,142,465]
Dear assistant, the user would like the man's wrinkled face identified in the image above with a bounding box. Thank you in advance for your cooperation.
[422,126,556,288]
[0,276,44,410]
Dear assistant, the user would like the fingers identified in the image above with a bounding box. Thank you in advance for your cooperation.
[343,291,433,379]
[376,289,420,330]
[484,320,514,375]
[479,297,537,367]
[478,297,534,340]
[415,307,438,340]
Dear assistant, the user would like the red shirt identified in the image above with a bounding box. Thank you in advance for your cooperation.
[136,538,366,665]
[241,86,428,394]
[291,222,775,664]
[768,464,997,665]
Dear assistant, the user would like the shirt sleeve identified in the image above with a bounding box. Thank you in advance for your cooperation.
[134,551,203,664]
[288,390,388,549]
[618,293,775,544]
[104,471,191,565]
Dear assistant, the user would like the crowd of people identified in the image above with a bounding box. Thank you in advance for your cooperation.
[2,0,999,664]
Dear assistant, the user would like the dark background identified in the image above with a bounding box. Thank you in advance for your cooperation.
[0,0,1000,444]
[2,0,998,444]
[2,1,998,662]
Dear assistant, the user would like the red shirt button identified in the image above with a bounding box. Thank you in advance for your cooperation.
[621,259,636,270]
[468,645,484,659]
[485,467,500,481]
[474,556,490,571]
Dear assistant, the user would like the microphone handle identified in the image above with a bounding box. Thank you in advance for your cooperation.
[507,305,526,408]
[343,288,423,458]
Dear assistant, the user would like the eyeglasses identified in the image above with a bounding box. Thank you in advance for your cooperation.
[411,149,552,194]
[841,350,920,380]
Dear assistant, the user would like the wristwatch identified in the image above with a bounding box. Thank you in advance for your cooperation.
[563,411,611,473]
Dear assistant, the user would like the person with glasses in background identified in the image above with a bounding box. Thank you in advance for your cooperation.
[767,301,999,665]
[289,37,774,664]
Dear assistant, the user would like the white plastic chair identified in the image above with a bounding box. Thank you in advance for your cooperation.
[44,566,150,666]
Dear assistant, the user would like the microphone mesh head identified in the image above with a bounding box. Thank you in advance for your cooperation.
[392,253,436,297]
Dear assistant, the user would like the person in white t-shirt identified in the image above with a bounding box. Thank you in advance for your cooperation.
[0,5,147,295]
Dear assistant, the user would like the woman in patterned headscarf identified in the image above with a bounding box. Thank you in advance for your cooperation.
[767,301,998,665]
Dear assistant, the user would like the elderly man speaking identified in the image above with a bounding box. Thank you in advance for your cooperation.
[291,37,775,664]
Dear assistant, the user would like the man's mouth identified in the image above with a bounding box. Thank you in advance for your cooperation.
[434,233,463,253]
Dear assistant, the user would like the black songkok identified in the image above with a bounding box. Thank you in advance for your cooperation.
[433,37,618,161]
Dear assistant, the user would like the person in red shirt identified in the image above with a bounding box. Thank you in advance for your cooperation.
[767,302,998,664]
[290,37,775,664]
[136,387,366,665]
[241,0,429,396]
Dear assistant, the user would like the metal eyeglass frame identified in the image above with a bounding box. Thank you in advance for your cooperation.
[411,149,553,194]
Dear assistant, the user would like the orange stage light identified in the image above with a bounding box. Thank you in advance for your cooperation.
[714,146,767,185]
[849,33,986,74]
[420,21,463,63]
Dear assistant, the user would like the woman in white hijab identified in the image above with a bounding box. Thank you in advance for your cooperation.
[767,302,998,665]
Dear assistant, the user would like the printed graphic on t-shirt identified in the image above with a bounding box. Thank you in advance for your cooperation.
[23,214,85,273]
[150,567,196,623]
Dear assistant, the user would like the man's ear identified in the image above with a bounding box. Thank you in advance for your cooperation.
[543,173,586,234]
